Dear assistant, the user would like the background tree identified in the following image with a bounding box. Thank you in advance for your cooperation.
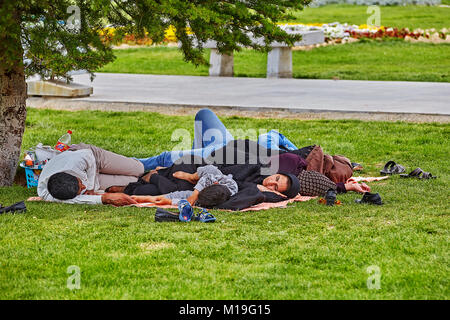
[0,0,310,186]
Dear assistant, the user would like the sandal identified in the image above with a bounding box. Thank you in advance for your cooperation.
[351,162,364,171]
[400,168,437,179]
[178,200,194,222]
[193,208,216,223]
[380,161,405,175]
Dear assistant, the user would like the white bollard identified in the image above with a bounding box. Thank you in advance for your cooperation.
[209,49,234,77]
[267,47,292,78]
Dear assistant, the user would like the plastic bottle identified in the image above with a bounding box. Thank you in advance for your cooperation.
[24,152,34,166]
[55,130,72,152]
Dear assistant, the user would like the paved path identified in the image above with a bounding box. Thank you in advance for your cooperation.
[28,73,450,115]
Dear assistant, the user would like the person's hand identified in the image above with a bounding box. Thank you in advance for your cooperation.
[173,171,198,184]
[153,197,172,205]
[84,189,98,195]
[142,169,158,183]
[257,184,286,197]
[101,193,138,206]
[345,182,371,193]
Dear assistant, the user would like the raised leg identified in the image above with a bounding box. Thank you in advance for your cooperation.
[193,108,234,149]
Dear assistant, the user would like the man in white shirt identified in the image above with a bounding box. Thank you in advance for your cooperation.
[38,144,144,206]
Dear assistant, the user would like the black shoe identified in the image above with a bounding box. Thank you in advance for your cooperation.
[0,201,27,214]
[325,189,337,206]
[155,208,179,222]
[355,192,383,205]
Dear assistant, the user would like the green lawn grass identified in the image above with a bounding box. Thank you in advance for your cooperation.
[0,109,449,299]
[99,40,450,82]
[287,4,450,30]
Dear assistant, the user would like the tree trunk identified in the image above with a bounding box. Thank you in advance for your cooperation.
[0,9,27,187]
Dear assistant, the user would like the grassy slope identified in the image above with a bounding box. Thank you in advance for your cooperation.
[287,4,450,30]
[99,40,450,82]
[0,109,449,299]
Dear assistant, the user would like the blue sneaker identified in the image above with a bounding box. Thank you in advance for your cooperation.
[178,200,193,222]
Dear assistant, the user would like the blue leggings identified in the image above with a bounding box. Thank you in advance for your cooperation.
[137,108,297,170]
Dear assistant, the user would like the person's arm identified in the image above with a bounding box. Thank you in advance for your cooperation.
[38,179,103,205]
[186,189,199,206]
[261,191,288,203]
[101,193,139,206]
[78,149,98,191]
[131,195,172,205]
[39,188,104,205]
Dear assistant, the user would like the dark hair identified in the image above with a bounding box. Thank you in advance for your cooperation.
[47,172,79,200]
[197,184,231,208]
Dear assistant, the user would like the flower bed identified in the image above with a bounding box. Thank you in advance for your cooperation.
[279,22,450,43]
[310,0,441,6]
[100,22,450,48]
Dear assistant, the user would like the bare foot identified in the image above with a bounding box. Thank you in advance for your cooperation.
[173,171,197,184]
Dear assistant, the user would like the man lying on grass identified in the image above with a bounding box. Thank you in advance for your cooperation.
[38,143,142,206]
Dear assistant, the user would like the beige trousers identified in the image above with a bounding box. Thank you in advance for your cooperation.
[69,143,144,190]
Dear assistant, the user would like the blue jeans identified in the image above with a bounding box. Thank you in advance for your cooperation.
[138,109,298,170]
[256,130,298,151]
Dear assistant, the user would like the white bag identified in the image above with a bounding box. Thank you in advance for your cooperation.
[34,143,60,162]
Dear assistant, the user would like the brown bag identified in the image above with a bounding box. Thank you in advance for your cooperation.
[306,145,353,183]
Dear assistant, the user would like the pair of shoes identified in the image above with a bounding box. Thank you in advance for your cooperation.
[380,161,405,175]
[355,192,383,205]
[155,200,194,223]
[154,206,216,223]
[0,201,27,214]
[192,208,216,223]
[155,208,179,222]
[400,167,437,180]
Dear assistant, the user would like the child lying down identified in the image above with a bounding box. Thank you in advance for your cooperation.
[132,165,238,208]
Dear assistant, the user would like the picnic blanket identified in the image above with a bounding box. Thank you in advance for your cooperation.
[26,176,387,211]
[129,194,316,212]
[27,194,315,211]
